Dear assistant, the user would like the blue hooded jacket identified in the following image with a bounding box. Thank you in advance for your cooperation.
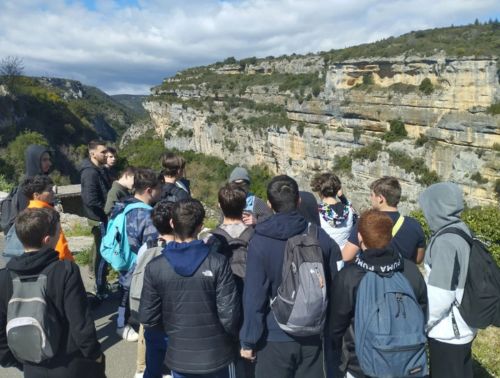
[240,210,341,348]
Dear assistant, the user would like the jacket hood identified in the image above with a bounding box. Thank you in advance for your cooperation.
[355,247,404,275]
[298,191,320,226]
[79,158,98,173]
[164,240,210,277]
[25,144,51,177]
[419,182,464,233]
[6,246,59,275]
[255,211,308,240]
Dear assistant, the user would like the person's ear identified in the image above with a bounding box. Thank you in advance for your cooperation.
[33,192,41,200]
[41,234,51,246]
[358,232,365,250]
[297,196,301,208]
[169,219,175,230]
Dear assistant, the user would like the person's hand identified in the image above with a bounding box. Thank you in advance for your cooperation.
[240,348,256,361]
[242,212,256,225]
[337,188,343,198]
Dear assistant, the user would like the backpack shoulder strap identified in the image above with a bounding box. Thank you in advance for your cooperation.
[392,215,405,237]
[211,227,232,241]
[306,222,319,240]
[238,227,254,242]
[435,227,473,246]
[124,202,152,214]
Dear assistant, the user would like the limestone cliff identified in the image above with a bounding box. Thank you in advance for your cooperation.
[144,45,500,212]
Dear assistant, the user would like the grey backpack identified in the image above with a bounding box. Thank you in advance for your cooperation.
[6,262,62,363]
[271,223,327,336]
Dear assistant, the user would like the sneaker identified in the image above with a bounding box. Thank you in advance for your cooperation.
[134,373,144,378]
[117,325,139,342]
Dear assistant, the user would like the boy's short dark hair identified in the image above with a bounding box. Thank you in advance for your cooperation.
[310,173,342,198]
[15,208,60,249]
[172,199,205,240]
[218,183,247,219]
[152,200,175,235]
[370,176,401,207]
[133,168,163,193]
[119,166,136,178]
[88,140,106,152]
[358,210,393,249]
[161,152,186,177]
[267,175,299,213]
[21,175,54,199]
[107,146,117,155]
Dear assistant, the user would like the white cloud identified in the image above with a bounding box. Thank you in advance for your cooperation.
[0,0,497,94]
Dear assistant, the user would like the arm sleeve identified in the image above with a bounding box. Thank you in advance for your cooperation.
[329,272,354,349]
[427,238,459,327]
[104,188,117,216]
[216,256,240,336]
[239,239,269,349]
[64,262,102,360]
[81,169,106,222]
[139,263,162,328]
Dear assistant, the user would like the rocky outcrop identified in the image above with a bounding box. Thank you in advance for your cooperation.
[144,53,500,211]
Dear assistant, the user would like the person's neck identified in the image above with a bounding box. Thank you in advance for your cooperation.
[322,197,338,205]
[164,176,176,184]
[223,217,244,225]
[159,234,175,242]
[377,204,398,212]
[134,193,151,205]
[90,156,102,167]
[117,178,128,187]
[175,236,195,243]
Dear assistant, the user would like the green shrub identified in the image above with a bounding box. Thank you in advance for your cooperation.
[312,84,321,97]
[387,149,440,186]
[223,138,237,152]
[362,73,374,85]
[119,131,164,170]
[383,119,408,142]
[411,206,500,265]
[297,122,305,136]
[491,143,500,151]
[419,78,434,95]
[471,172,488,184]
[333,155,352,173]
[351,141,383,162]
[6,131,49,179]
[177,129,194,138]
[495,179,500,198]
[318,124,327,135]
[0,174,14,192]
[486,102,500,115]
[352,127,363,143]
[415,134,430,147]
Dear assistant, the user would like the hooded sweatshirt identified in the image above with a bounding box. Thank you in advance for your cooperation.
[0,247,102,370]
[419,182,476,344]
[17,145,53,211]
[239,210,341,349]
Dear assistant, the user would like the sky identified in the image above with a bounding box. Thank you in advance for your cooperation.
[0,0,498,95]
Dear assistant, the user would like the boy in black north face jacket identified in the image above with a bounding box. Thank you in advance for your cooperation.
[140,199,240,377]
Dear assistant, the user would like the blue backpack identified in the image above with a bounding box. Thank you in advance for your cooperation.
[100,202,152,272]
[354,271,428,378]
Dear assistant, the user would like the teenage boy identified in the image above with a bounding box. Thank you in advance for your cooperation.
[342,176,426,263]
[160,152,190,202]
[105,146,118,183]
[329,210,428,378]
[140,199,240,378]
[131,200,175,378]
[239,175,341,378]
[80,140,111,298]
[228,167,272,225]
[419,182,476,378]
[0,208,105,378]
[111,168,161,342]
[104,166,135,216]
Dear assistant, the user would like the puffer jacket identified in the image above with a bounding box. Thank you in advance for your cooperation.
[79,158,110,222]
[139,240,240,374]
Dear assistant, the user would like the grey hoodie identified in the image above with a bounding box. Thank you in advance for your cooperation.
[419,182,476,344]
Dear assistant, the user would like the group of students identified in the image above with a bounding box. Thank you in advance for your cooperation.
[0,139,491,378]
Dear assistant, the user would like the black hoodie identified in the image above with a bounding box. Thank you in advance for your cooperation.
[328,248,428,378]
[16,145,53,212]
[0,247,102,370]
[79,158,110,222]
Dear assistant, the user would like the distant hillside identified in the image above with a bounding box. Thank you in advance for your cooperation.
[0,76,141,186]
[112,94,148,119]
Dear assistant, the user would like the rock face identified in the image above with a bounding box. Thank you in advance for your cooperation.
[144,53,500,212]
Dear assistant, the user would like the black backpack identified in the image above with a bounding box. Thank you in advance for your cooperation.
[437,227,500,329]
[161,184,187,203]
[0,186,21,234]
[210,227,254,278]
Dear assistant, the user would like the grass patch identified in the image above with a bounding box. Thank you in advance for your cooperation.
[473,327,500,377]
[74,248,91,266]
[351,141,383,162]
[65,222,93,237]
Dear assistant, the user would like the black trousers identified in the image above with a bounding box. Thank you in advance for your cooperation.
[24,355,106,378]
[429,338,473,378]
[255,340,324,378]
[89,223,109,294]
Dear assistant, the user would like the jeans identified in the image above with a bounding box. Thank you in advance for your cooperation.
[144,327,169,378]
